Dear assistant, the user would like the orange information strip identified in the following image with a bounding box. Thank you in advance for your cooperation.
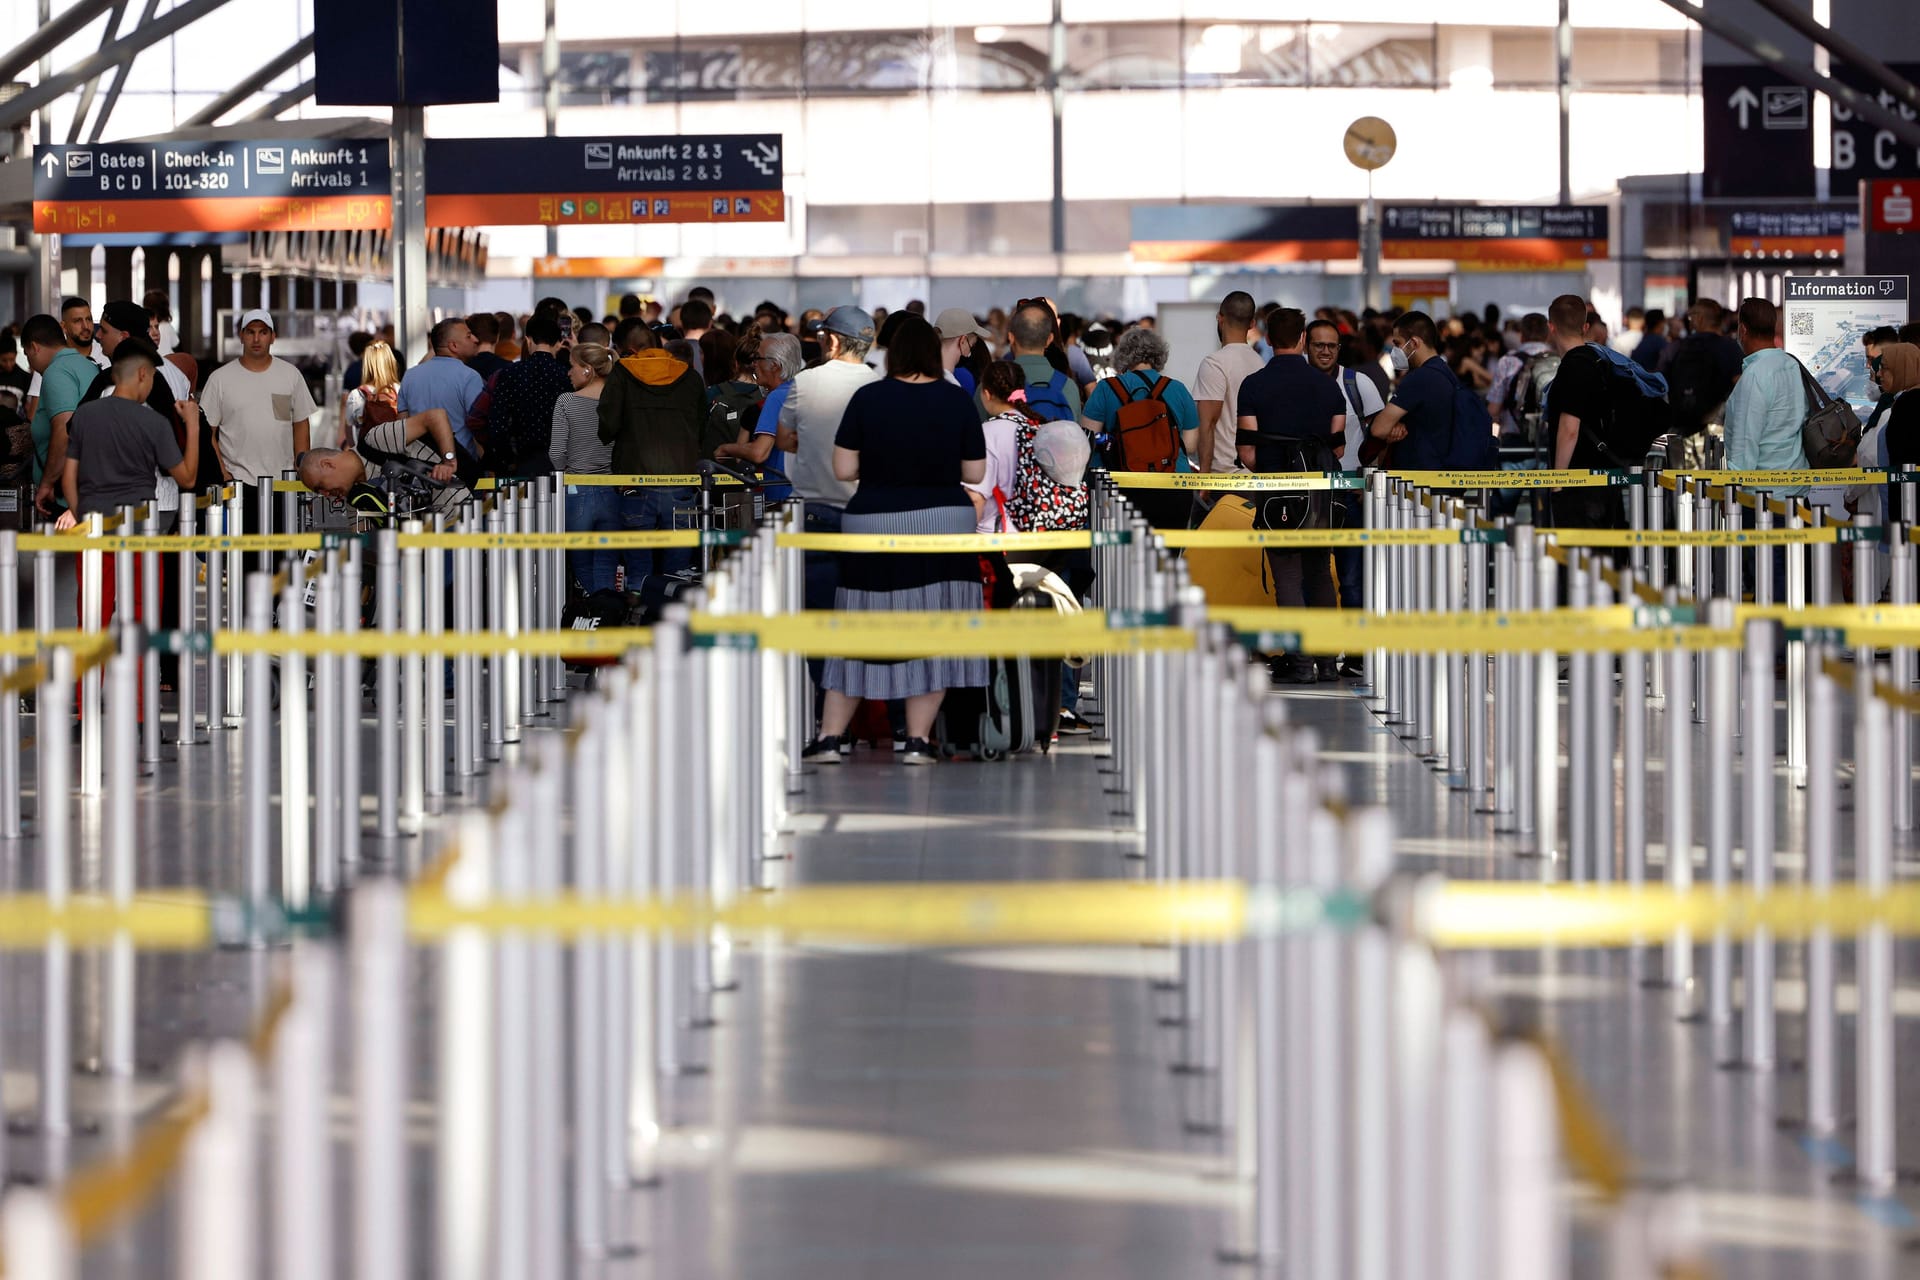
[425,191,786,227]
[1382,237,1605,266]
[33,195,391,235]
[1129,238,1361,264]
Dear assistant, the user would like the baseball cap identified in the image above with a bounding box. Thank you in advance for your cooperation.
[99,300,151,335]
[934,307,993,342]
[820,305,875,343]
[238,308,276,333]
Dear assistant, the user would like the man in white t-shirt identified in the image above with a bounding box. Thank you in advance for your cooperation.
[1306,318,1381,641]
[199,309,315,488]
[1191,291,1266,475]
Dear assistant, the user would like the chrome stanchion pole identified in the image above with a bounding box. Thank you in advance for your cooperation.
[1514,525,1536,837]
[352,881,407,1280]
[175,496,199,747]
[1705,599,1736,1028]
[400,520,425,831]
[79,513,104,796]
[1590,570,1615,882]
[313,562,340,899]
[491,788,533,1279]
[103,640,136,1078]
[1663,617,1694,1006]
[1490,524,1514,824]
[244,572,274,937]
[0,1190,76,1278]
[1466,519,1489,798]
[1413,497,1435,758]
[437,814,494,1280]
[1566,560,1591,879]
[1889,525,1912,832]
[204,503,225,732]
[38,648,72,1138]
[1344,808,1396,1280]
[1803,644,1838,1136]
[529,739,566,1276]
[139,508,161,770]
[1533,546,1559,862]
[454,513,479,782]
[175,1043,256,1280]
[1620,571,1647,902]
[622,655,661,1187]
[275,946,333,1280]
[1786,504,1809,785]
[339,542,363,875]
[376,529,401,842]
[653,610,698,1083]
[426,513,446,801]
[279,563,310,913]
[1693,486,1711,724]
[0,532,18,837]
[1438,1009,1492,1280]
[1491,1044,1567,1280]
[225,488,244,720]
[1855,666,1897,1192]
[1738,616,1776,1070]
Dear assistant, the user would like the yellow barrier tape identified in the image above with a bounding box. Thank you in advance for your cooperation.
[395,530,703,551]
[1215,606,1736,654]
[1548,527,1845,547]
[192,484,237,509]
[18,533,325,554]
[1414,881,1920,948]
[0,894,213,948]
[1388,469,1622,489]
[689,611,1193,658]
[1530,1033,1632,1204]
[207,628,656,659]
[1102,471,1357,491]
[776,531,1096,552]
[1662,468,1878,487]
[0,630,114,658]
[62,1090,210,1249]
[247,980,296,1062]
[0,660,45,695]
[475,473,742,490]
[1162,527,1490,548]
[407,880,1248,946]
[416,843,466,895]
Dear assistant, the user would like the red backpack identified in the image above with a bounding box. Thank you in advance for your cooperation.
[1104,373,1179,472]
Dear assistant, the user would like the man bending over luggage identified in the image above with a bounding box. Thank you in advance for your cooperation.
[296,406,471,517]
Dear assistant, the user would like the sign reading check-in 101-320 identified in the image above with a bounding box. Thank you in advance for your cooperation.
[32,141,392,235]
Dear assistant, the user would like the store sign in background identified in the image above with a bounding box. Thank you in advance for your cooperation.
[32,141,390,234]
[422,135,786,226]
[1782,275,1910,416]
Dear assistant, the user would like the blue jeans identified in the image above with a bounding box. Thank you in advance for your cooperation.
[1334,490,1364,609]
[567,486,625,593]
[619,486,696,579]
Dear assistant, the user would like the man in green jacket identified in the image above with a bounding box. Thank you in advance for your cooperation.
[597,324,707,577]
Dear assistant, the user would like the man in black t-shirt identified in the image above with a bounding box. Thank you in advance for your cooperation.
[1540,293,1621,529]
[1235,307,1347,684]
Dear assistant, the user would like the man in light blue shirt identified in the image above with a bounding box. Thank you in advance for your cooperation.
[1723,297,1808,496]
[397,317,484,457]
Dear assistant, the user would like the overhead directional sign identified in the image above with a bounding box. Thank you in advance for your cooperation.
[1379,205,1607,267]
[421,134,785,227]
[1830,61,1920,199]
[1702,65,1815,199]
[1725,206,1856,256]
[32,140,391,235]
[1129,205,1360,264]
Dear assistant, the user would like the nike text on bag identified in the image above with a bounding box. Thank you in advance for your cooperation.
[1022,370,1074,424]
[1104,373,1180,473]
[1797,360,1863,469]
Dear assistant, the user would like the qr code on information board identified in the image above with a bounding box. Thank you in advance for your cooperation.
[1789,310,1814,337]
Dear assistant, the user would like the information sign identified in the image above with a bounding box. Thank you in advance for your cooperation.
[1782,275,1910,417]
[422,135,785,227]
[32,140,391,234]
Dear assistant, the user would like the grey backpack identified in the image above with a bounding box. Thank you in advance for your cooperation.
[1797,359,1862,469]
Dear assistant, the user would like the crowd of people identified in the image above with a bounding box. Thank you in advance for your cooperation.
[6,279,1915,745]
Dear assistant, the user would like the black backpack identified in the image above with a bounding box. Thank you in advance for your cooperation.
[703,380,763,461]
[1570,343,1673,467]
[1663,334,1736,431]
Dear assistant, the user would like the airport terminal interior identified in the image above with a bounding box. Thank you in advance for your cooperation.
[6,1,1920,1277]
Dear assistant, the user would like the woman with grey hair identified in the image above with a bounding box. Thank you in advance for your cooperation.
[716,331,803,500]
[1080,322,1203,530]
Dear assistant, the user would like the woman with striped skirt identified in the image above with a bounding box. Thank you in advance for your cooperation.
[800,314,988,765]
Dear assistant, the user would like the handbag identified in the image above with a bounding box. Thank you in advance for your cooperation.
[1797,359,1862,470]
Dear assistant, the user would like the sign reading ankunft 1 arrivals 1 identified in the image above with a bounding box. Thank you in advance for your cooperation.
[32,141,392,234]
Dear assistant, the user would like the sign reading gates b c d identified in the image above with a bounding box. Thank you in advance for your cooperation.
[1782,276,1910,418]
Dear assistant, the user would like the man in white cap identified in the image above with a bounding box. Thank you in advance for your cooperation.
[198,309,315,487]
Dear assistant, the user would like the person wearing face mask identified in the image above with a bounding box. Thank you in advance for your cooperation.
[1364,312,1454,469]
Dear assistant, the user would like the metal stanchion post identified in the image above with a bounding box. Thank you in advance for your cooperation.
[1345,808,1396,1280]
[376,530,400,842]
[400,520,425,832]
[1566,560,1591,879]
[139,509,161,770]
[275,947,333,1280]
[204,504,225,732]
[1490,527,1514,823]
[1534,548,1559,863]
[1803,644,1837,1135]
[1737,616,1776,1070]
[1591,571,1615,882]
[352,882,407,1280]
[38,649,72,1138]
[1491,1045,1568,1279]
[313,565,339,900]
[454,515,478,781]
[339,544,363,875]
[104,641,136,1078]
[1693,487,1712,724]
[0,533,17,837]
[426,513,446,801]
[1414,497,1435,758]
[653,612,697,1083]
[1706,599,1736,1028]
[1855,669,1897,1191]
[486,507,507,759]
[244,573,274,938]
[622,657,661,1187]
[226,489,244,719]
[1438,1009,1492,1280]
[176,496,199,747]
[175,1043,255,1280]
[280,565,310,914]
[1514,525,1536,837]
[1889,526,1912,832]
[1786,505,1809,784]
[437,814,494,1280]
[1664,631,1693,1004]
[528,741,565,1276]
[80,513,104,796]
[1621,572,1646,900]
[1466,519,1489,798]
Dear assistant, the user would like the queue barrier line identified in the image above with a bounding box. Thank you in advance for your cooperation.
[1660,468,1884,488]
[173,628,658,660]
[775,531,1114,552]
[1386,469,1630,490]
[393,529,743,551]
[688,611,1194,658]
[1530,1033,1632,1205]
[1546,526,1877,548]
[1161,526,1505,549]
[192,484,237,510]
[1817,654,1920,716]
[1101,471,1365,492]
[483,473,744,490]
[0,894,214,949]
[60,1092,211,1249]
[18,533,329,554]
[0,630,113,659]
[1235,619,1741,656]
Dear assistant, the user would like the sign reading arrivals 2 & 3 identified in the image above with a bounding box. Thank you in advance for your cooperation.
[422,134,786,227]
[32,141,392,235]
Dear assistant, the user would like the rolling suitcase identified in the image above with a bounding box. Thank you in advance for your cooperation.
[1184,493,1276,608]
[1003,586,1061,754]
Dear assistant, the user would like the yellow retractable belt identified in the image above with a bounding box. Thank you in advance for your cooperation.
[690,610,1192,658]
[207,627,657,659]
[1386,469,1623,489]
[1548,527,1852,547]
[1103,471,1359,491]
[1662,468,1878,487]
[775,531,1097,552]
[18,533,325,554]
[395,530,706,550]
[1161,527,1490,548]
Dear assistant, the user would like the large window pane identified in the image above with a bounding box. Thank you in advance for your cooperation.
[1064,23,1183,90]
[640,38,804,102]
[930,26,1049,90]
[804,30,935,93]
[1491,30,1554,88]
[1183,24,1306,88]
[1308,23,1435,87]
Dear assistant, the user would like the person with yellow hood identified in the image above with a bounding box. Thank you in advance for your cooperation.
[597,323,708,578]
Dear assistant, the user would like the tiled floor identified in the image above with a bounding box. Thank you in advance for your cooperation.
[6,660,1920,1277]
